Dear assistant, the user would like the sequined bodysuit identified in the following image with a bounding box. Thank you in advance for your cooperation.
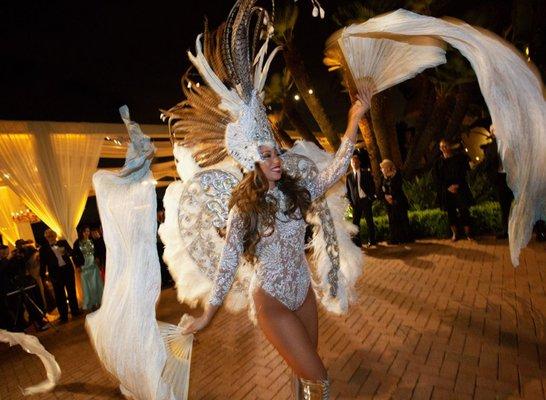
[209,138,355,310]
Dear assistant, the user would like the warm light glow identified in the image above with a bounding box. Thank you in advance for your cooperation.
[11,208,40,224]
[525,46,531,62]
[464,148,468,152]
[294,94,300,101]
[196,82,200,88]
[475,156,480,161]
[308,89,314,94]
[3,173,10,179]
[187,81,192,89]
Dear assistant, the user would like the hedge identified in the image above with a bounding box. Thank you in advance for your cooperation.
[349,201,502,241]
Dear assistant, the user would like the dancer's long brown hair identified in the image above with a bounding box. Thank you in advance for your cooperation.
[229,163,311,262]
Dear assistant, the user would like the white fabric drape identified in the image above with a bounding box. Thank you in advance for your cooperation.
[338,9,546,265]
[101,140,173,158]
[0,186,32,245]
[0,127,103,242]
[87,106,191,400]
[0,329,61,395]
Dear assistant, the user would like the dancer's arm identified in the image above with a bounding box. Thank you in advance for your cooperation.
[182,206,244,334]
[304,96,370,200]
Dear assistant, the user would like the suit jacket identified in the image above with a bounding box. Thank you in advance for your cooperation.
[346,168,375,207]
[39,240,74,278]
[381,171,409,210]
[433,152,474,210]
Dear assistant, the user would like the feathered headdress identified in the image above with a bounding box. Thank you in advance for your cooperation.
[162,0,281,171]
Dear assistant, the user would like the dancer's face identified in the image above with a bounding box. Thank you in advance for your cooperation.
[258,145,282,186]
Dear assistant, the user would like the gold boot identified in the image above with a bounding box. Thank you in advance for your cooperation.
[299,378,330,400]
[292,374,302,399]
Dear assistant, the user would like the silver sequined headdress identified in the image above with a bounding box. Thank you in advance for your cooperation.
[162,0,281,171]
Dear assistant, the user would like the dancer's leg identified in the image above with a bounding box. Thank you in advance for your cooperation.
[294,286,319,349]
[254,287,327,381]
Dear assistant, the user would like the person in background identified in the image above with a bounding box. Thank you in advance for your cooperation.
[346,151,377,247]
[73,226,104,311]
[40,229,80,323]
[481,127,513,239]
[380,159,413,244]
[0,245,11,329]
[23,243,48,311]
[4,242,49,331]
[91,227,106,280]
[434,139,475,241]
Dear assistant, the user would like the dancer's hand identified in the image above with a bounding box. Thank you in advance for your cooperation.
[180,303,219,335]
[181,315,210,335]
[348,94,370,125]
[345,93,372,143]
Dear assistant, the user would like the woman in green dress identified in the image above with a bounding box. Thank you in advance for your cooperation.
[73,226,104,310]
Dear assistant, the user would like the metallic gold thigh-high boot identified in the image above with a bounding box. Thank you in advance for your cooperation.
[299,378,330,400]
[292,374,302,399]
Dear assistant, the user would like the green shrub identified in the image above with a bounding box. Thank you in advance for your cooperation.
[354,201,502,241]
[469,168,496,204]
[403,171,438,211]
[402,168,496,211]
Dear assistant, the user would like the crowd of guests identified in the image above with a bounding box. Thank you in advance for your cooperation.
[346,135,528,247]
[0,226,106,332]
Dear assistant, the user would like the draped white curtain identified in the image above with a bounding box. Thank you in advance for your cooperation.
[0,127,103,243]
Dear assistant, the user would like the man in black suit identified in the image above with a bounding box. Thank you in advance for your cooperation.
[346,151,377,247]
[481,129,513,239]
[39,229,80,322]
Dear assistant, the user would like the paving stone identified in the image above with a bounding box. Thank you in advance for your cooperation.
[1,237,544,399]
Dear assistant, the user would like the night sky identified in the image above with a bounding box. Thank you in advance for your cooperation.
[1,1,349,125]
[1,0,539,127]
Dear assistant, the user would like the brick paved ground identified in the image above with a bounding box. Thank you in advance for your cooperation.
[1,237,545,399]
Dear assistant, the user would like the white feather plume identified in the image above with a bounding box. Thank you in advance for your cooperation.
[290,141,363,313]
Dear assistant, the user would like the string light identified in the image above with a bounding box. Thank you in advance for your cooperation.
[525,45,531,62]
[104,136,128,146]
[308,89,314,95]
[294,94,300,101]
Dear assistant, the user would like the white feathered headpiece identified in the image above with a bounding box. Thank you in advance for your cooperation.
[163,0,281,171]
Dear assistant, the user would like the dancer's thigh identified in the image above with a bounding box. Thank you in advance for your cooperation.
[253,288,326,380]
[294,286,319,349]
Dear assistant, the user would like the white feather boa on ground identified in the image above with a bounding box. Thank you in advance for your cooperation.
[0,329,61,395]
[160,141,363,318]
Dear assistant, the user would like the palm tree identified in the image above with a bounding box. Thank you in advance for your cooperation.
[273,4,340,149]
[403,51,476,176]
[264,70,323,148]
[331,1,404,173]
